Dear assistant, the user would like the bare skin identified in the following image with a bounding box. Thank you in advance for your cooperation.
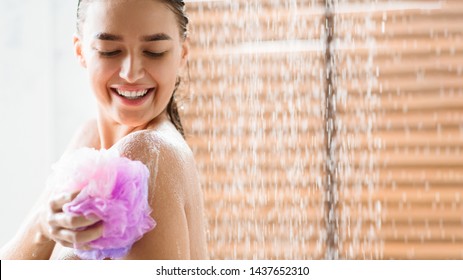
[49,116,208,259]
[0,115,208,260]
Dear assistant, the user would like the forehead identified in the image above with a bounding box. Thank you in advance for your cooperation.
[82,0,180,40]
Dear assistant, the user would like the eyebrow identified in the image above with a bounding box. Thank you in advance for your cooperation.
[94,32,172,42]
[94,32,122,41]
[141,33,172,42]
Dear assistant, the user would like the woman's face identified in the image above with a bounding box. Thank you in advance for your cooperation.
[74,0,188,127]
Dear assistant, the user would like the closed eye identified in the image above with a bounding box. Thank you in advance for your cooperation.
[144,51,167,58]
[98,50,121,57]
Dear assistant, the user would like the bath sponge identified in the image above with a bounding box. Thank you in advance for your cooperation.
[47,147,156,260]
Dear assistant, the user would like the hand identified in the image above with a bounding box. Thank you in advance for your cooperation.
[41,191,103,249]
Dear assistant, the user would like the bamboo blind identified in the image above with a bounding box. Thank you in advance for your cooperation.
[180,0,463,259]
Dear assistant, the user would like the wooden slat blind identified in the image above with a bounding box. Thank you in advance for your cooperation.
[181,0,463,259]
[371,0,463,259]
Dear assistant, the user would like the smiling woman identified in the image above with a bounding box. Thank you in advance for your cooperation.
[75,0,188,139]
[0,0,207,260]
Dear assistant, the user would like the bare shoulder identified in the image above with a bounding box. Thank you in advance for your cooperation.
[115,123,201,205]
[113,122,206,259]
[114,122,197,187]
[66,119,100,151]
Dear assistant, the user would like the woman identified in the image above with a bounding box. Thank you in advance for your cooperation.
[0,0,208,259]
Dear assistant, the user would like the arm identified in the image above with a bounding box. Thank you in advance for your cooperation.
[0,189,55,259]
[0,120,101,260]
[116,131,192,259]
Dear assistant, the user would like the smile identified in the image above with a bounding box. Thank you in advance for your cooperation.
[109,87,155,106]
[115,88,151,100]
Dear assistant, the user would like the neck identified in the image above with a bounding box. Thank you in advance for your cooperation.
[96,112,168,149]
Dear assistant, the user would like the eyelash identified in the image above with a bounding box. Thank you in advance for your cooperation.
[97,50,166,58]
[99,50,121,57]
[144,51,167,58]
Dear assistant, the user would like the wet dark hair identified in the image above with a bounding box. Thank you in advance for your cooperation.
[77,0,188,138]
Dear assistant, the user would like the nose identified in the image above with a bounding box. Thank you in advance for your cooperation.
[119,54,145,83]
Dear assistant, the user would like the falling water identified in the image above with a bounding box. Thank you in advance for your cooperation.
[181,0,463,259]
[183,0,321,259]
[322,0,382,259]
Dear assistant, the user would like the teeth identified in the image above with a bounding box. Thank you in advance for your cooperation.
[115,89,149,98]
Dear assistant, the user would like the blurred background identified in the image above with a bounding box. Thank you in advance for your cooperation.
[0,0,462,259]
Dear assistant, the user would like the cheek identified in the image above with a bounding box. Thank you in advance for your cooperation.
[87,58,118,87]
[149,58,179,87]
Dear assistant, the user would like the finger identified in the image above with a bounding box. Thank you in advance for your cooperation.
[58,240,92,251]
[74,222,104,244]
[53,234,93,250]
[57,222,104,244]
[74,243,93,251]
[49,212,100,229]
[57,240,75,248]
[49,192,79,212]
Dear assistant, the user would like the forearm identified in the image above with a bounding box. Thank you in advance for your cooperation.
[0,212,55,260]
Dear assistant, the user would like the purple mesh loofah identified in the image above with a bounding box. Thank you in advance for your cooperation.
[47,148,156,260]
